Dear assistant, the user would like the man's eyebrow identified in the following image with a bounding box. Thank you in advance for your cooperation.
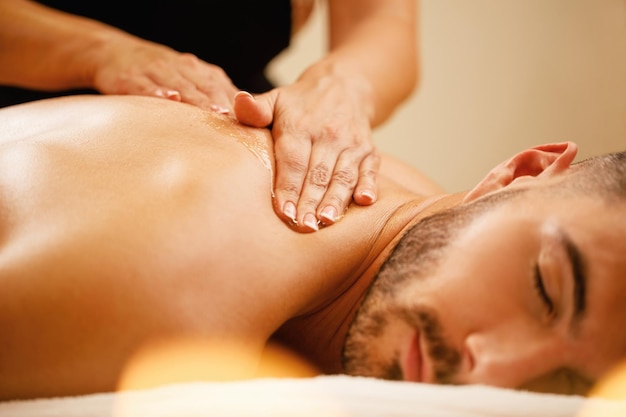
[560,230,587,330]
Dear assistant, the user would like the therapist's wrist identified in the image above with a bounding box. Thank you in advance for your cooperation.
[301,62,376,124]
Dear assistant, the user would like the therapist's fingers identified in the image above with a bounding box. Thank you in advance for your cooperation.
[235,90,314,229]
[144,55,238,111]
[295,148,339,232]
[180,59,238,111]
[111,73,182,102]
[149,70,212,108]
[316,147,379,227]
[93,43,238,112]
[234,89,304,227]
[296,135,378,231]
[352,150,380,206]
[233,90,276,127]
[234,87,379,232]
[271,129,313,229]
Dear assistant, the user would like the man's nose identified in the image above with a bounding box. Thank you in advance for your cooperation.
[461,330,563,389]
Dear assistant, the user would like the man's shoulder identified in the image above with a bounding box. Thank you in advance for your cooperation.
[380,153,444,196]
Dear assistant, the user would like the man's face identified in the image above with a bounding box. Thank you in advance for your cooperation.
[343,184,626,395]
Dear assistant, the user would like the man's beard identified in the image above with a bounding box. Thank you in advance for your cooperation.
[343,304,463,383]
[342,189,522,383]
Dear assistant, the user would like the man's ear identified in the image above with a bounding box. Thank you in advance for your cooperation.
[463,142,578,203]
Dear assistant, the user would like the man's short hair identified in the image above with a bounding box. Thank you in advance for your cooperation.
[563,150,626,200]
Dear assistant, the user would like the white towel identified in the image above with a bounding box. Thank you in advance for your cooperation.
[1,376,624,417]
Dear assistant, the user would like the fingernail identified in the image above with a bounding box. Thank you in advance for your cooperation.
[302,213,319,232]
[165,90,181,100]
[319,206,337,224]
[210,104,230,114]
[283,201,297,223]
[234,91,254,101]
[359,191,376,204]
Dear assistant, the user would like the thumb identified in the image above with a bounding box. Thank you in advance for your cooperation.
[233,90,277,127]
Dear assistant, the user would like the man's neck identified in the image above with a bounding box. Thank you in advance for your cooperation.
[272,191,468,374]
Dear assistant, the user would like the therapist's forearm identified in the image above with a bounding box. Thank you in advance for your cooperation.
[0,0,128,90]
[301,0,419,127]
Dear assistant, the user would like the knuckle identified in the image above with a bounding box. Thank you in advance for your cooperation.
[278,182,302,199]
[300,196,321,210]
[277,148,309,173]
[349,137,375,156]
[321,125,341,143]
[332,167,357,188]
[203,63,229,80]
[359,167,378,181]
[179,52,200,64]
[361,149,381,169]
[361,141,376,155]
[307,163,331,189]
[282,155,309,175]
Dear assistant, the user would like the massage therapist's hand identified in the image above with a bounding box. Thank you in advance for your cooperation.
[93,38,239,112]
[234,75,380,233]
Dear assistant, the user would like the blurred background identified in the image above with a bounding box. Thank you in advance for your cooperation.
[268,0,626,192]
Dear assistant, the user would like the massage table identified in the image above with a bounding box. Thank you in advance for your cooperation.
[1,375,625,417]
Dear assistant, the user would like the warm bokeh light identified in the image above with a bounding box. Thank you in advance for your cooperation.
[117,337,318,392]
[578,360,626,417]
[588,360,626,401]
[113,337,342,417]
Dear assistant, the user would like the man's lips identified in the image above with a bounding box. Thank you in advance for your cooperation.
[404,329,423,382]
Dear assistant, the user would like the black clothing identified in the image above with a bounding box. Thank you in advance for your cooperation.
[0,0,292,107]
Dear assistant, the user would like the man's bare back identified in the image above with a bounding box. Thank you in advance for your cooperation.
[0,95,442,399]
[3,95,626,400]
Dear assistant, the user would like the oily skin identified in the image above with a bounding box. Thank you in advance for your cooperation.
[0,95,444,399]
[0,95,624,399]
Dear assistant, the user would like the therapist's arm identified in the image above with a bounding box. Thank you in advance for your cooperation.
[235,0,418,231]
[325,0,419,126]
[235,0,419,232]
[0,0,238,110]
